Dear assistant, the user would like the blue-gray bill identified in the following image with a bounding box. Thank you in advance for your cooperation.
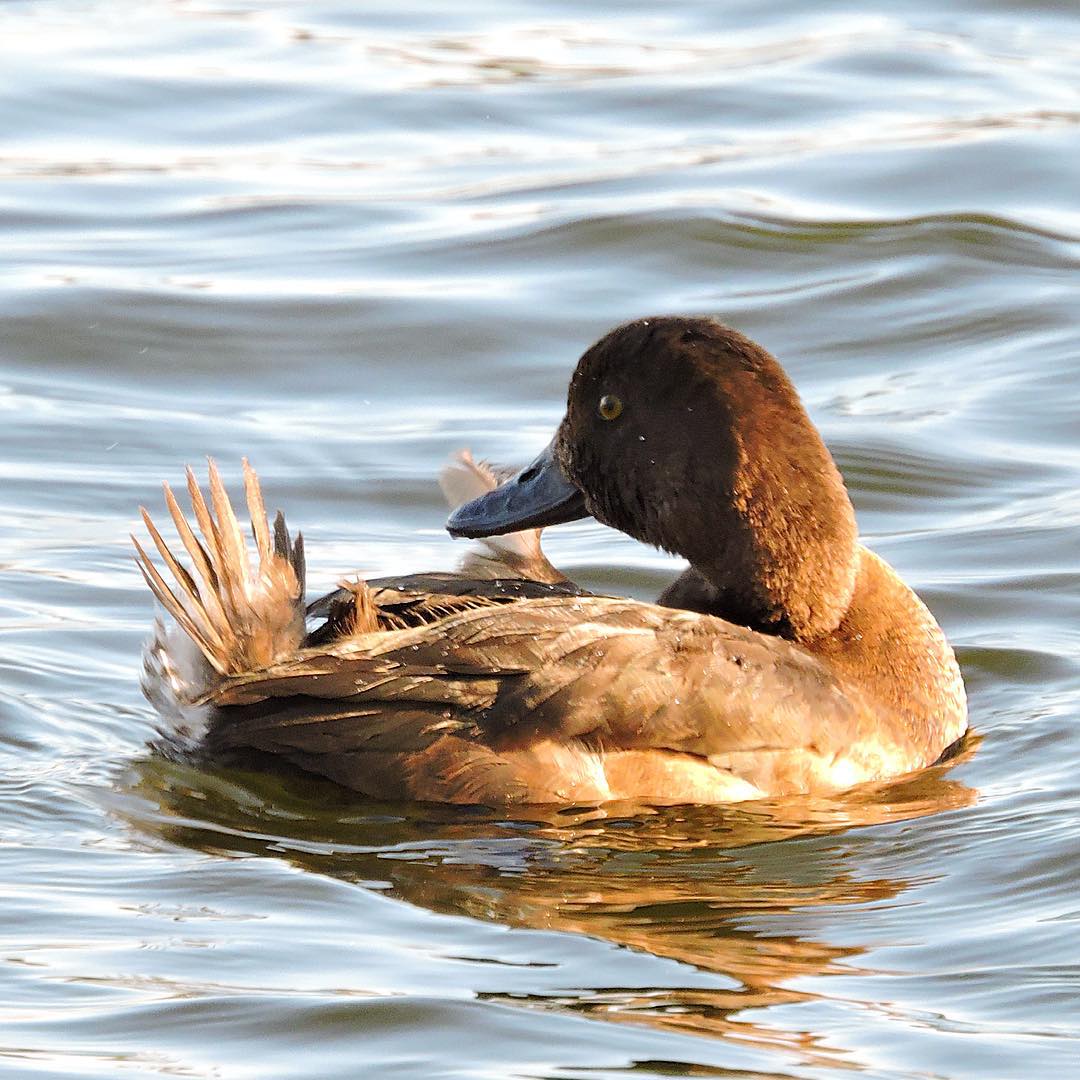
[446,438,588,539]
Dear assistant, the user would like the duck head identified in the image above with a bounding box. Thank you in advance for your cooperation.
[448,316,858,643]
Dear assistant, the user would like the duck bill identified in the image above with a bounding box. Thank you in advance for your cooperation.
[446,438,588,539]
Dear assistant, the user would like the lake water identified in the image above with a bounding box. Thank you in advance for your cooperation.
[2,1,1079,1077]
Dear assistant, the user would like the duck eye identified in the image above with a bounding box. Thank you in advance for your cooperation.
[597,394,623,421]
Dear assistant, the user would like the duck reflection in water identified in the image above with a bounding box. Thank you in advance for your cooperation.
[127,750,974,1061]
[135,316,967,806]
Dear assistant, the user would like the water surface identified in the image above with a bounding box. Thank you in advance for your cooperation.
[2,1,1079,1077]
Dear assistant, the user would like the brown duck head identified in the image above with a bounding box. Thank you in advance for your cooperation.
[448,316,859,644]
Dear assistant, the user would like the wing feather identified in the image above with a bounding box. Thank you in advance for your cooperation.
[204,596,862,768]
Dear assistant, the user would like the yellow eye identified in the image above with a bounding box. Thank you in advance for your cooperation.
[598,394,623,421]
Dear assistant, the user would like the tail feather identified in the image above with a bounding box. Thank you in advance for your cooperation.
[134,459,306,692]
[272,509,305,595]
[161,477,228,625]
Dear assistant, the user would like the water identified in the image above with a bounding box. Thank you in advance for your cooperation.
[2,1,1078,1076]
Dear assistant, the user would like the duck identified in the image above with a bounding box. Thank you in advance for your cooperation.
[135,315,967,805]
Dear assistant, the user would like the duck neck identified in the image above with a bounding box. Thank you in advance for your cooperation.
[672,423,860,643]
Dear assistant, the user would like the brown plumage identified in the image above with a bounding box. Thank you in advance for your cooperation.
[136,317,967,805]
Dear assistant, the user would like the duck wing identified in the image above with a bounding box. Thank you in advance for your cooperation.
[200,596,867,803]
[302,575,587,647]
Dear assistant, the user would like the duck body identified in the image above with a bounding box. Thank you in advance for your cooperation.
[136,317,967,806]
